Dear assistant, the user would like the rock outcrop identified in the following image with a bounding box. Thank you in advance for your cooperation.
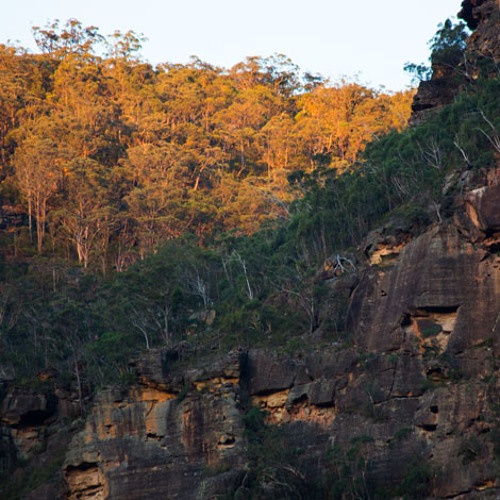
[410,76,462,124]
[1,3,499,499]
[1,179,498,498]
[411,0,500,124]
[64,352,246,499]
[54,166,499,498]
[459,0,500,60]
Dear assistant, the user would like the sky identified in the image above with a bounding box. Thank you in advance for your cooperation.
[2,0,463,91]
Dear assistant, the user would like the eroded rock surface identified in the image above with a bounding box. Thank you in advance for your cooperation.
[0,162,495,499]
[411,0,500,123]
[63,354,246,499]
[1,6,499,491]
[459,0,500,59]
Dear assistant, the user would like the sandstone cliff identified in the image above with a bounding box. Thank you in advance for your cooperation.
[411,0,500,123]
[1,2,499,499]
[59,171,499,497]
[2,167,497,498]
[459,0,500,58]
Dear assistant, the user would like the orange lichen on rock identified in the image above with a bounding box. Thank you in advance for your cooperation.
[369,242,407,265]
[252,390,335,427]
[129,386,177,403]
[252,390,290,409]
[85,386,177,441]
[65,464,106,500]
[194,377,239,392]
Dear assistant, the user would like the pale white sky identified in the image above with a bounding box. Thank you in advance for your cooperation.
[2,0,463,91]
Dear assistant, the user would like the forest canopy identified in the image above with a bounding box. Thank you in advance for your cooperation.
[0,19,414,271]
[3,16,497,386]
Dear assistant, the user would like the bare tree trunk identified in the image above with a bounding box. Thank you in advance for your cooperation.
[36,204,43,253]
[74,357,84,417]
[233,251,253,300]
[28,196,33,243]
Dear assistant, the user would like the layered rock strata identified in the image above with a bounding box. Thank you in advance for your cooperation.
[60,177,499,497]
[411,0,500,123]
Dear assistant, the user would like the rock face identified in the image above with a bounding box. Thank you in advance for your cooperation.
[410,0,500,124]
[1,175,499,498]
[64,353,247,499]
[410,76,461,123]
[466,184,500,233]
[459,0,500,60]
[1,6,499,498]
[52,169,499,499]
[349,223,499,357]
[0,384,77,499]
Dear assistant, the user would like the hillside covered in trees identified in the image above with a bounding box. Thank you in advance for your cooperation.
[0,13,498,385]
[0,21,417,378]
[0,21,412,266]
[0,1,499,496]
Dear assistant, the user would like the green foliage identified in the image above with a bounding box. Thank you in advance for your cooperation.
[419,378,438,393]
[390,427,414,447]
[429,19,469,67]
[0,16,498,411]
[0,17,497,497]
[0,443,68,500]
[289,74,498,267]
[325,438,375,500]
[118,368,137,387]
[388,353,399,366]
[242,406,268,441]
[2,66,498,385]
[0,25,414,273]
[458,436,483,465]
[202,462,231,478]
[421,324,442,338]
[235,407,309,499]
[405,18,469,83]
[350,434,375,446]
[404,62,432,84]
[395,458,437,499]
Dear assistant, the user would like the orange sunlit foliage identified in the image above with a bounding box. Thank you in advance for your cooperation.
[1,20,414,270]
[296,83,414,172]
